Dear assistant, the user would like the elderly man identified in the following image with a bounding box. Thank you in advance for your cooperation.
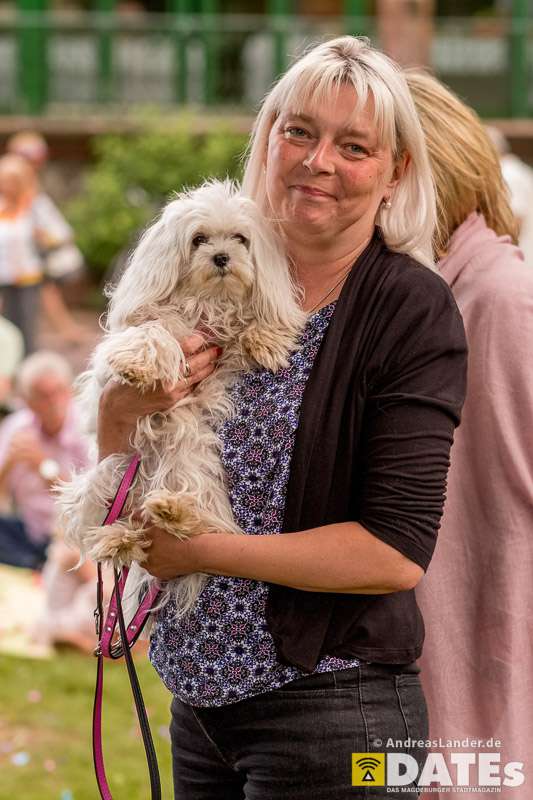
[0,351,89,569]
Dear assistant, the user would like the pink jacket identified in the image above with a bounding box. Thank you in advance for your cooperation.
[417,213,533,797]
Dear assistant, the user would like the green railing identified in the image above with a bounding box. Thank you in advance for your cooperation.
[0,1,531,117]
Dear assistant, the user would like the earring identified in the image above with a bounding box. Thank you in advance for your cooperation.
[382,198,392,210]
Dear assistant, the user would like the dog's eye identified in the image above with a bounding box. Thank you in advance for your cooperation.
[192,234,209,248]
[232,234,249,247]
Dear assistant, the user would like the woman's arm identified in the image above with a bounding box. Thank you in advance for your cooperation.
[141,521,424,594]
[141,272,466,595]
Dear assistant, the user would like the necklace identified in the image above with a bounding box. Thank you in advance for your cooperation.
[306,261,354,314]
[291,235,372,315]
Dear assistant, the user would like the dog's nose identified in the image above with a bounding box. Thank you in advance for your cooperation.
[213,253,230,270]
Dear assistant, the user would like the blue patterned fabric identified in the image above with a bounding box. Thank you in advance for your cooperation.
[149,302,360,707]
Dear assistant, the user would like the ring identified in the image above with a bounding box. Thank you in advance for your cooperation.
[184,360,192,378]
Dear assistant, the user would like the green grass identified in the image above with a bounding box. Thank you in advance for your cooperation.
[0,650,174,799]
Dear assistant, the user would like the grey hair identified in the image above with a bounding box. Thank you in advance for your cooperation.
[242,35,437,268]
[17,350,73,397]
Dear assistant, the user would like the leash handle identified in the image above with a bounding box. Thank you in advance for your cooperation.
[92,454,162,800]
[100,567,161,659]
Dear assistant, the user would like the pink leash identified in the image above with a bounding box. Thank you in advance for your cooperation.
[92,453,162,800]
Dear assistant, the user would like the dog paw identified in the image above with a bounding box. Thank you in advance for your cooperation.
[240,323,298,372]
[143,491,205,540]
[105,325,184,391]
[107,350,159,392]
[87,523,149,566]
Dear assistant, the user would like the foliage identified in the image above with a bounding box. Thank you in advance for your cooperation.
[0,650,174,800]
[66,120,248,282]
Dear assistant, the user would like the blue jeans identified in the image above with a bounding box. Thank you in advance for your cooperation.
[170,661,429,799]
[0,515,49,570]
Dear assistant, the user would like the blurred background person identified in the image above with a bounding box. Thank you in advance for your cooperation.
[31,537,101,654]
[5,130,49,173]
[0,154,44,354]
[0,313,24,416]
[5,131,88,346]
[486,125,533,267]
[407,70,533,798]
[0,350,89,570]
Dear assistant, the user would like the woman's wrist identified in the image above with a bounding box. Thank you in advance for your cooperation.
[97,419,132,458]
[97,386,134,458]
[188,531,249,577]
[190,531,220,574]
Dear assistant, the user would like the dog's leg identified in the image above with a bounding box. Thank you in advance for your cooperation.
[142,489,209,540]
[86,522,149,566]
[239,321,300,372]
[102,323,187,392]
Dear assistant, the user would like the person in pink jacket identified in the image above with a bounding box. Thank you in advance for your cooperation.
[406,71,533,798]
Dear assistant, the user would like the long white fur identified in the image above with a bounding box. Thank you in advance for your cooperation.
[56,179,306,621]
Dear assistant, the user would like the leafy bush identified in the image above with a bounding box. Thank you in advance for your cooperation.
[66,120,248,282]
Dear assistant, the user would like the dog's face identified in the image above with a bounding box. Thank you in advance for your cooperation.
[158,182,262,306]
[184,227,254,300]
[107,179,302,332]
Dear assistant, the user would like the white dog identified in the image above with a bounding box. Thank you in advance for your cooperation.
[56,179,305,620]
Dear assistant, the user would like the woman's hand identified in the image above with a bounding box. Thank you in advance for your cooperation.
[97,333,221,458]
[141,524,206,581]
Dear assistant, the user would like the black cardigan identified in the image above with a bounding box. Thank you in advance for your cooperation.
[265,232,468,672]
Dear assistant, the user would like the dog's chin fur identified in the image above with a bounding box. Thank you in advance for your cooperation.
[56,178,306,624]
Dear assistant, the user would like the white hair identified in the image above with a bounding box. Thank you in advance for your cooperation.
[17,350,73,398]
[242,35,437,268]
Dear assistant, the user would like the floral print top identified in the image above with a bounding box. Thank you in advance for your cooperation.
[149,301,360,707]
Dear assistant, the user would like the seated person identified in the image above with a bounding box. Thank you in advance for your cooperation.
[0,350,89,569]
[32,538,101,653]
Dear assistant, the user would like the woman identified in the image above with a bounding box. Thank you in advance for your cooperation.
[406,71,533,798]
[6,130,89,345]
[0,155,43,354]
[0,154,76,354]
[98,38,467,799]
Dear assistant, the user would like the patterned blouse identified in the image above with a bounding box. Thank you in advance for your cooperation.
[149,302,360,707]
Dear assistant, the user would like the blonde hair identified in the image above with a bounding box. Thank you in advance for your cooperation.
[6,130,49,167]
[242,36,437,268]
[405,70,519,259]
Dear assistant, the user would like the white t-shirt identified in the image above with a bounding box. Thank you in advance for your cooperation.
[0,193,73,287]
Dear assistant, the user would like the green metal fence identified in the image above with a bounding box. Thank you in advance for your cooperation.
[1,0,531,117]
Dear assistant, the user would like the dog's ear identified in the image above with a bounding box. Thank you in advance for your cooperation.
[106,207,186,329]
[248,214,306,336]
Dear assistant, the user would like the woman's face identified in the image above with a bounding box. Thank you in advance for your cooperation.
[0,168,30,203]
[265,83,405,243]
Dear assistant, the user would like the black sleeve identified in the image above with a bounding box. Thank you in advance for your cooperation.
[357,267,468,571]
